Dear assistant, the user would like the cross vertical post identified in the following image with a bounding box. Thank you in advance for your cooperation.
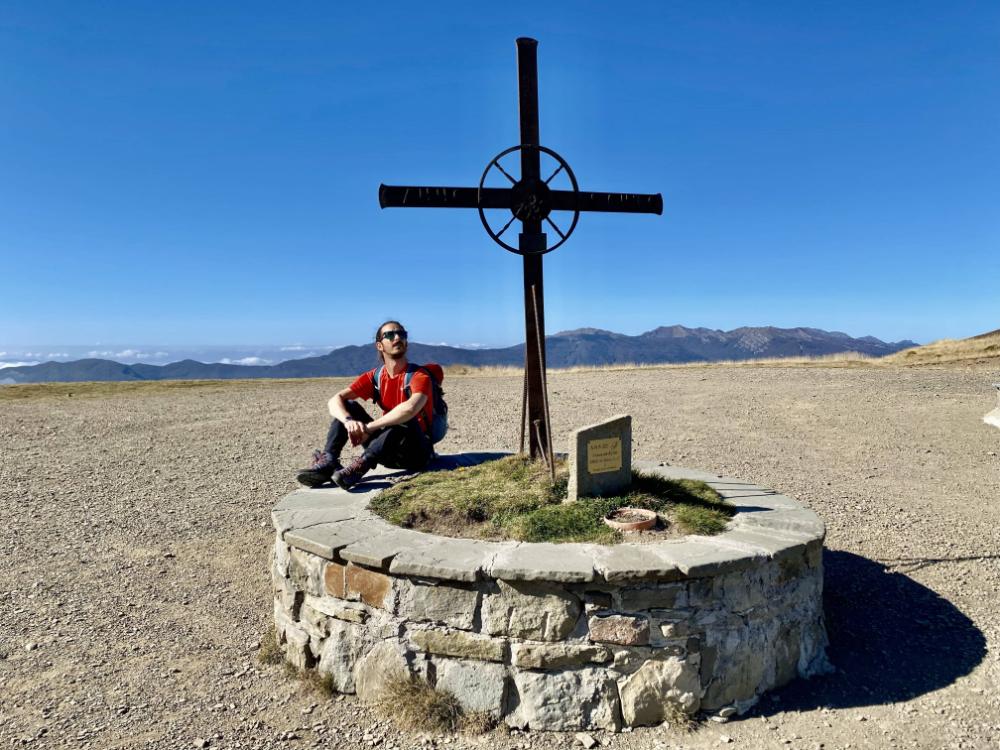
[515,37,552,463]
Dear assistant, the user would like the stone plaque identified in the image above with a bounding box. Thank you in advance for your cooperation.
[566,414,632,503]
[588,438,622,474]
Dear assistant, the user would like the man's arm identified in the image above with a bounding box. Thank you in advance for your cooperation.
[367,392,428,432]
[328,388,359,423]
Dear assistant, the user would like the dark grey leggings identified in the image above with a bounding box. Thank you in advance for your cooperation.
[323,400,432,471]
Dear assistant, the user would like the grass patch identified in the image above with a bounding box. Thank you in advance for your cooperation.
[298,668,335,697]
[660,700,697,732]
[370,455,732,544]
[257,626,284,666]
[259,626,335,697]
[377,677,496,734]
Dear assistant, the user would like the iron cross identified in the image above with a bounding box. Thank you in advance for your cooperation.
[378,37,662,465]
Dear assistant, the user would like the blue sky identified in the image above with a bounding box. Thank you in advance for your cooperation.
[2,1,998,354]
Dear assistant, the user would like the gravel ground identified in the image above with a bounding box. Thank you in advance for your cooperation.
[2,365,999,750]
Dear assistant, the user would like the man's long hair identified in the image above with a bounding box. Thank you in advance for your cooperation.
[374,320,404,365]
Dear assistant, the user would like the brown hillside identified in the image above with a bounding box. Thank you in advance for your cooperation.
[883,329,1000,365]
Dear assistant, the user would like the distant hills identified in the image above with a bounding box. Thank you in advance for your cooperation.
[0,326,918,384]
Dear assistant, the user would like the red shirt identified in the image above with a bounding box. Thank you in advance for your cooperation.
[350,363,442,434]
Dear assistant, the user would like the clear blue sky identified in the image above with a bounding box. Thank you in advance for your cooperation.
[2,1,998,349]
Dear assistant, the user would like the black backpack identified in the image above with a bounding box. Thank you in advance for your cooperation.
[372,362,449,443]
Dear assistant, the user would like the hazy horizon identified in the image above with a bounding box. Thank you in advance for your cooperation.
[0,322,925,369]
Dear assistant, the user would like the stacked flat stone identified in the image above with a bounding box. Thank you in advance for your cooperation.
[271,456,829,731]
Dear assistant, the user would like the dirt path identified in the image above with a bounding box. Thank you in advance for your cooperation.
[1,365,998,749]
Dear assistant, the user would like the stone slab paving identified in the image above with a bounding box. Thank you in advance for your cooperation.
[653,538,765,577]
[389,538,516,582]
[283,519,373,561]
[271,503,362,534]
[706,526,816,560]
[339,527,436,569]
[591,543,682,583]
[488,542,598,583]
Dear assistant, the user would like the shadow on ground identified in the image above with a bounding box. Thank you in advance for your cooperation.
[348,452,509,492]
[752,549,986,715]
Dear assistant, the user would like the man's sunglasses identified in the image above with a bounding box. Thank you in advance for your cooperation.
[379,329,408,342]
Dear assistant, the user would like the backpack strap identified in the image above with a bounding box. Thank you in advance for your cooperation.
[372,365,385,407]
[401,362,422,399]
[403,364,437,433]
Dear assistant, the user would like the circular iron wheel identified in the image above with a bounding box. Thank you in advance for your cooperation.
[477,144,580,255]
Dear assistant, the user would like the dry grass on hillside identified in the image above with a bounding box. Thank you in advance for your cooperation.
[443,351,879,378]
[883,330,1000,366]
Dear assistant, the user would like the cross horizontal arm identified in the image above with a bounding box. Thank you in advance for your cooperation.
[379,184,512,210]
[549,190,663,215]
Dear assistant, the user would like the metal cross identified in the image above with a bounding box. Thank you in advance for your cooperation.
[379,37,662,466]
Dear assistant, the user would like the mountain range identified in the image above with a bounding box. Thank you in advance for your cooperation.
[0,326,918,384]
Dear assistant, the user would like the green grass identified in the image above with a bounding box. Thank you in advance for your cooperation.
[369,454,732,544]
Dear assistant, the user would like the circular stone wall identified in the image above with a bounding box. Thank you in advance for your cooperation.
[270,456,829,731]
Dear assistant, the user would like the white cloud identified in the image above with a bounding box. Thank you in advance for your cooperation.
[0,352,6,357]
[0,360,40,369]
[220,356,271,366]
[88,350,114,357]
[280,344,309,351]
[46,352,69,358]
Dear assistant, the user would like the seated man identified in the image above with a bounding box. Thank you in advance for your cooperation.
[296,320,441,489]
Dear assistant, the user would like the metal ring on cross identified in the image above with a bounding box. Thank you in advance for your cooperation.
[477,144,580,255]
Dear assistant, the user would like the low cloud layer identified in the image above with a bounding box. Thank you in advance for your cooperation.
[220,356,272,366]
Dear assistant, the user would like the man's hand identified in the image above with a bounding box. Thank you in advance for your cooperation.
[346,419,369,446]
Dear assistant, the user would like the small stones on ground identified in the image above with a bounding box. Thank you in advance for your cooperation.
[193,740,209,749]
[5,369,999,750]
[719,734,733,743]
[574,732,599,749]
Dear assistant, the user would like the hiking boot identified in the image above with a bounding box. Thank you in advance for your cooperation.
[332,455,373,490]
[296,449,342,488]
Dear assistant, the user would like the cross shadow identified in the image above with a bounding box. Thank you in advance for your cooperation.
[427,451,509,471]
[749,549,987,715]
[347,451,509,491]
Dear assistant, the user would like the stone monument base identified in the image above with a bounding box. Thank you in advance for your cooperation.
[270,456,830,730]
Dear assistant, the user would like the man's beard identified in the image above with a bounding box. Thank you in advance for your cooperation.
[386,345,407,361]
